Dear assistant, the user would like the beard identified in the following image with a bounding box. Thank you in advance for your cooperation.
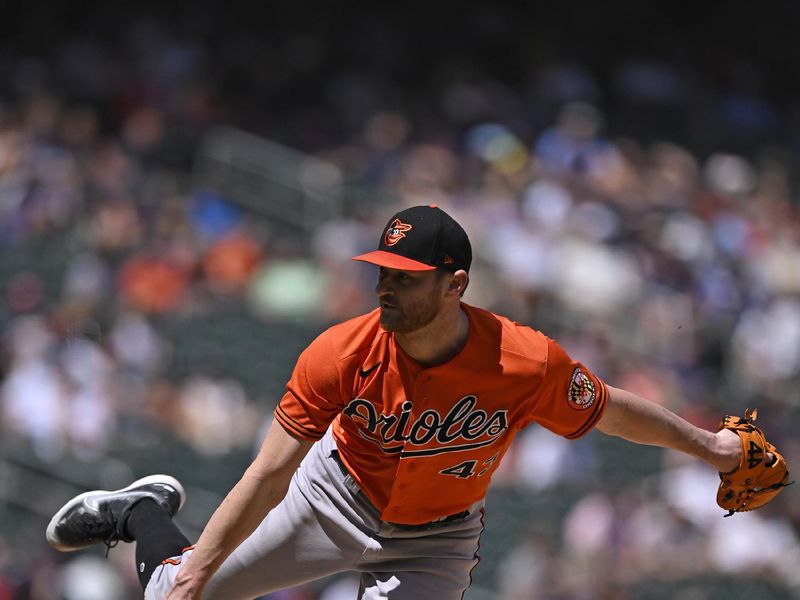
[379,291,442,333]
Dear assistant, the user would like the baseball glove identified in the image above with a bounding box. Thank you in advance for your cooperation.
[717,408,792,517]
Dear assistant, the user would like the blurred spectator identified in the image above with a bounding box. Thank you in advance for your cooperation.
[60,335,116,459]
[109,310,167,376]
[497,533,557,600]
[730,297,800,392]
[5,272,44,313]
[247,259,327,320]
[62,252,112,308]
[533,102,609,177]
[504,425,582,492]
[202,229,264,295]
[708,511,800,591]
[118,253,191,314]
[1,316,66,461]
[59,555,127,600]
[176,375,258,456]
[86,199,143,254]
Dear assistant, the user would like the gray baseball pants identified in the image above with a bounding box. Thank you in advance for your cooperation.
[144,429,485,599]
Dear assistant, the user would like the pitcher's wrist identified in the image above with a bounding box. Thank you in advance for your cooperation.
[712,429,741,473]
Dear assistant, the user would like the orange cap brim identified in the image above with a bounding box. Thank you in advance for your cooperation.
[351,250,436,271]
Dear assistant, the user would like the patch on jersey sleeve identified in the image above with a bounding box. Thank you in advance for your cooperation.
[567,368,596,410]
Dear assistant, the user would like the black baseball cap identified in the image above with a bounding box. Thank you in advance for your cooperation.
[352,205,472,272]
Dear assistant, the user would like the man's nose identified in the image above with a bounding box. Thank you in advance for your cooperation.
[375,276,392,296]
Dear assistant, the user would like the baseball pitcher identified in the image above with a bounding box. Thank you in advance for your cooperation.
[46,205,791,599]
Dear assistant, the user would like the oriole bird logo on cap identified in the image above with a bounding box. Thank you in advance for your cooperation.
[384,219,413,246]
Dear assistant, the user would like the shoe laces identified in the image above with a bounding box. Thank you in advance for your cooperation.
[103,535,119,558]
[88,504,132,558]
[79,510,121,557]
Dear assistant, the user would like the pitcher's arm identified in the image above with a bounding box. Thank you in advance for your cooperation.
[165,421,313,599]
[596,385,741,473]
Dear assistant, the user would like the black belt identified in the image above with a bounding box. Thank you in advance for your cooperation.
[386,509,471,531]
[330,449,472,531]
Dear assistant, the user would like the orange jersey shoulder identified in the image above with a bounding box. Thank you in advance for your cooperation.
[274,309,386,441]
[449,304,608,439]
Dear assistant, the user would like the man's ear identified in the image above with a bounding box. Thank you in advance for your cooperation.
[448,270,469,297]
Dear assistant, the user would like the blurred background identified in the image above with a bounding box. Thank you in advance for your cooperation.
[1,1,799,598]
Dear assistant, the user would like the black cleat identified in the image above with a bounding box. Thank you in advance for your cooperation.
[46,474,185,552]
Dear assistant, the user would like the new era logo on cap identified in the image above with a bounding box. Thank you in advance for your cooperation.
[352,205,472,272]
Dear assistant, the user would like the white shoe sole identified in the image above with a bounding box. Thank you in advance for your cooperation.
[45,474,186,552]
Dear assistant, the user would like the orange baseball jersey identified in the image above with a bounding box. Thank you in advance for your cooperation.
[275,303,608,525]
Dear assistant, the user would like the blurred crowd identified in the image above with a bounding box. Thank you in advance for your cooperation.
[2,5,800,599]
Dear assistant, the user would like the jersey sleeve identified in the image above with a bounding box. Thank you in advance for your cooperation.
[526,337,608,439]
[274,329,345,441]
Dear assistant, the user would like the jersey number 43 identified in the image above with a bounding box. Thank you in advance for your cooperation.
[439,453,498,479]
